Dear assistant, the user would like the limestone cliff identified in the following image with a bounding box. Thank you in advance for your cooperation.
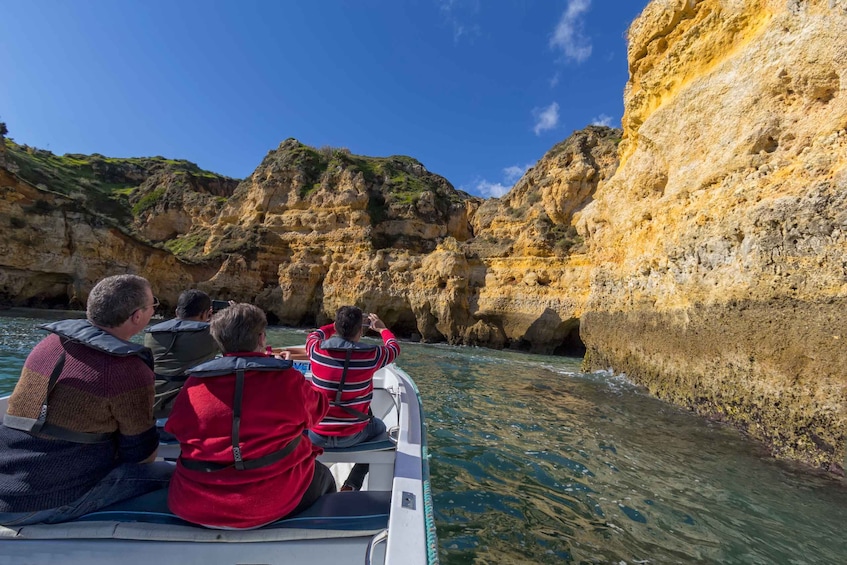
[0,140,237,306]
[188,140,483,338]
[178,134,617,354]
[462,127,620,352]
[577,0,847,473]
[0,131,611,355]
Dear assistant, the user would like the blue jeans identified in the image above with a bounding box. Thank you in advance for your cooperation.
[0,461,173,527]
[308,418,386,490]
[307,417,386,449]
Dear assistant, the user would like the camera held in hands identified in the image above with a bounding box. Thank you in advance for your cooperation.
[211,300,231,313]
[362,313,372,328]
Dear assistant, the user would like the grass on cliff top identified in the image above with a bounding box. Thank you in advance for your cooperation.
[4,138,233,226]
[4,139,226,197]
[164,230,209,258]
[278,140,468,206]
[5,140,136,223]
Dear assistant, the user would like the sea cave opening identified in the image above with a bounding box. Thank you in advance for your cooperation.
[553,321,586,358]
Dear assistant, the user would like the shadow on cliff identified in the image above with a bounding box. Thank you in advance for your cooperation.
[514,308,585,357]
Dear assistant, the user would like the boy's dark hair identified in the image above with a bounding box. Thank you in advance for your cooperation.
[210,303,266,353]
[334,306,363,341]
[176,289,212,319]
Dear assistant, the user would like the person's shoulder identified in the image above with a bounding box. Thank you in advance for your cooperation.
[106,353,155,382]
[29,331,61,352]
[23,333,64,370]
[281,366,304,377]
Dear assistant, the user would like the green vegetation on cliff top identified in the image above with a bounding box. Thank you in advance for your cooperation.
[3,137,234,228]
[4,139,223,196]
[276,139,471,206]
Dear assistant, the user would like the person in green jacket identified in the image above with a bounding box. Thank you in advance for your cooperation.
[144,289,220,419]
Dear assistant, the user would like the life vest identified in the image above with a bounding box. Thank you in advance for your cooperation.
[318,336,378,422]
[177,355,302,473]
[2,319,154,444]
[144,318,210,364]
[146,318,210,334]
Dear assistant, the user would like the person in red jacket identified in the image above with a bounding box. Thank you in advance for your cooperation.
[165,303,335,529]
[306,306,400,491]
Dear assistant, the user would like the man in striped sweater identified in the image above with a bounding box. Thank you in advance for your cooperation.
[306,306,400,491]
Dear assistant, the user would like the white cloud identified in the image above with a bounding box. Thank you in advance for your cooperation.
[591,113,614,127]
[438,0,481,44]
[475,180,510,198]
[549,71,561,88]
[532,102,560,136]
[550,0,593,63]
[467,162,534,199]
[503,163,532,183]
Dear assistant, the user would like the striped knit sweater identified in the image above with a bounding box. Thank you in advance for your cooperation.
[0,332,158,512]
[306,323,399,437]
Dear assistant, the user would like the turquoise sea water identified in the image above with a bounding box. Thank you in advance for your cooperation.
[1,309,846,564]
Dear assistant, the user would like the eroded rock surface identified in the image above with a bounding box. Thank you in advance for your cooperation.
[578,0,847,472]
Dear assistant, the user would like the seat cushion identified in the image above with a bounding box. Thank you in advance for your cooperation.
[76,488,391,531]
[321,432,395,453]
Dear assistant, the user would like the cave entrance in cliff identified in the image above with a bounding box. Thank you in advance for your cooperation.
[553,321,586,358]
[19,273,76,310]
[266,311,281,326]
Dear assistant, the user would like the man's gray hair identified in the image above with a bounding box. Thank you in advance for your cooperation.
[210,303,266,353]
[86,274,151,328]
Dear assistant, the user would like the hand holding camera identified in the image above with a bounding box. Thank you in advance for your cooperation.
[212,300,236,313]
[364,312,387,332]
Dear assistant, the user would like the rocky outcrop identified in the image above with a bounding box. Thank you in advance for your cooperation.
[577,0,847,473]
[194,140,484,336]
[0,143,235,307]
[0,167,205,307]
[0,131,616,356]
[0,126,7,169]
[463,127,620,353]
[186,133,618,353]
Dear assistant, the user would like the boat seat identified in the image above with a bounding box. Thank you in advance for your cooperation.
[75,488,391,532]
[156,433,397,464]
[317,431,396,464]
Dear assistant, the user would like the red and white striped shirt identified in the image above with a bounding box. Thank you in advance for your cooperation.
[306,323,400,437]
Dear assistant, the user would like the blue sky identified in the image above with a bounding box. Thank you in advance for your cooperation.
[0,1,648,198]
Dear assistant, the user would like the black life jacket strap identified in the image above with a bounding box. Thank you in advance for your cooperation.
[179,434,302,473]
[232,368,245,470]
[32,351,67,435]
[159,332,179,358]
[2,414,114,444]
[3,351,113,444]
[333,349,353,404]
[332,404,372,421]
[329,348,371,423]
[179,366,302,472]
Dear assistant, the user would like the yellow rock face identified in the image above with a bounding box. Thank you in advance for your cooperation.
[579,0,847,473]
[0,169,199,306]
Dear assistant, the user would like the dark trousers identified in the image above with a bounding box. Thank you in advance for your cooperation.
[285,461,337,518]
